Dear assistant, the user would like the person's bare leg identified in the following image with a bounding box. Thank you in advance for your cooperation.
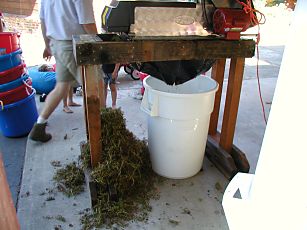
[63,97,67,108]
[68,86,73,103]
[110,83,117,109]
[62,89,73,113]
[102,83,108,108]
[68,86,81,106]
[41,81,71,119]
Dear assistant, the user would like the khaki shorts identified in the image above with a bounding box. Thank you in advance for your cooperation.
[49,39,81,84]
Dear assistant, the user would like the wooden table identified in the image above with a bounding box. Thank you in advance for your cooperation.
[73,34,255,179]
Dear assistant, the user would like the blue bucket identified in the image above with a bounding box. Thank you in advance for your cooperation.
[0,91,38,137]
[0,74,29,93]
[0,49,23,72]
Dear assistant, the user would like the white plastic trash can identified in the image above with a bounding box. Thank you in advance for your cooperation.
[141,75,218,179]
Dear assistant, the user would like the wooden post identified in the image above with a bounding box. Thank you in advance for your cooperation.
[83,65,102,167]
[220,58,245,152]
[207,58,249,177]
[80,66,89,139]
[0,154,20,230]
[209,58,226,137]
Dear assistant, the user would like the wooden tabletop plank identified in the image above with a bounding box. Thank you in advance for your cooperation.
[73,35,255,65]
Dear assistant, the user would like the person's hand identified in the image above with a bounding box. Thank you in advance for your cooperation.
[43,47,52,61]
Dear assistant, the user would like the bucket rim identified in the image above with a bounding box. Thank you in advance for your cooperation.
[0,62,25,76]
[0,73,29,91]
[0,48,22,59]
[1,90,35,110]
[0,32,20,36]
[143,76,218,97]
[0,81,32,96]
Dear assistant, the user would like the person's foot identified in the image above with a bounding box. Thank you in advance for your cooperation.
[112,105,117,109]
[68,102,81,107]
[29,123,52,142]
[63,106,73,113]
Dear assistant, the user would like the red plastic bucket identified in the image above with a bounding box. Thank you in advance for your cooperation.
[0,63,26,84]
[0,32,20,54]
[0,78,32,105]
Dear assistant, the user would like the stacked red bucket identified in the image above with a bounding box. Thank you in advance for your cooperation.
[0,32,38,137]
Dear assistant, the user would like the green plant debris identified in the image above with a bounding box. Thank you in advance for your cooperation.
[51,160,62,168]
[215,182,222,191]
[169,218,180,226]
[80,108,160,229]
[54,225,62,230]
[43,215,66,223]
[39,191,46,196]
[79,142,91,170]
[46,187,55,194]
[182,207,192,215]
[53,162,85,197]
[21,191,30,198]
[46,196,55,201]
[55,215,66,223]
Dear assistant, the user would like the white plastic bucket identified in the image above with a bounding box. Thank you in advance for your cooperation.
[141,76,218,179]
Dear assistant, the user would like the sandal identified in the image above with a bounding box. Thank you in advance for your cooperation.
[68,102,81,107]
[63,106,73,113]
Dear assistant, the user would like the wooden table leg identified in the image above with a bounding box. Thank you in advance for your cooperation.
[0,154,20,230]
[206,58,250,179]
[81,66,89,139]
[220,58,250,172]
[206,59,237,179]
[220,58,245,151]
[209,59,226,137]
[83,65,102,167]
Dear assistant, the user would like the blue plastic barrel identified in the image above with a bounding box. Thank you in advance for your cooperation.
[27,67,56,94]
[0,91,38,137]
[0,49,23,72]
